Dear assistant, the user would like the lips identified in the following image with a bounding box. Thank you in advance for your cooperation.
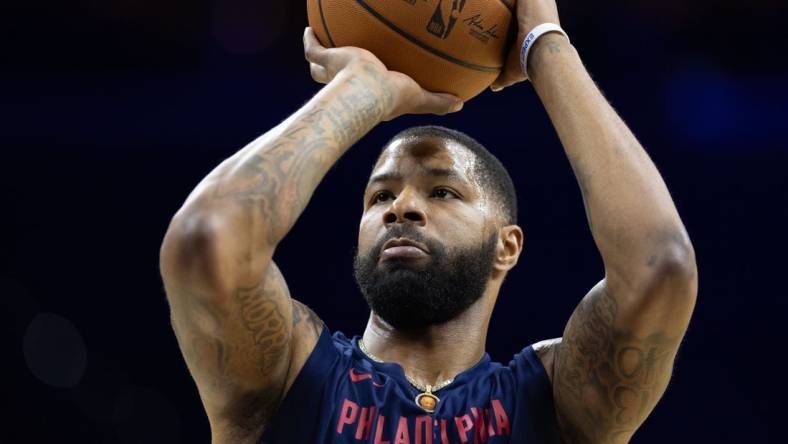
[382,238,429,253]
[380,237,430,261]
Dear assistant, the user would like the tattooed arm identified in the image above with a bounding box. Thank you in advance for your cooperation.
[159,29,462,443]
[496,2,698,443]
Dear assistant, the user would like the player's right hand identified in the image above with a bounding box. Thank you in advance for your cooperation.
[303,27,463,121]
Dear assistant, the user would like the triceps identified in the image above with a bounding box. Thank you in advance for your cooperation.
[169,262,295,394]
[172,303,230,392]
[554,284,678,443]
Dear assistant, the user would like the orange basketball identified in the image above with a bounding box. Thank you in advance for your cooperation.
[307,0,516,100]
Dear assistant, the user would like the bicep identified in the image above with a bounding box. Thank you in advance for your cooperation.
[553,276,695,443]
[165,260,322,436]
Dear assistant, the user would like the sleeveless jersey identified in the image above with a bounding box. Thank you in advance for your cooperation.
[259,328,560,444]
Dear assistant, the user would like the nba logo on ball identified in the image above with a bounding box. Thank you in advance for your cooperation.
[307,0,515,100]
[426,0,468,39]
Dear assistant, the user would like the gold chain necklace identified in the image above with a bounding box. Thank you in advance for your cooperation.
[358,338,454,413]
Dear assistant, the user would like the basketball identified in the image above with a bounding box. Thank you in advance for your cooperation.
[307,0,516,100]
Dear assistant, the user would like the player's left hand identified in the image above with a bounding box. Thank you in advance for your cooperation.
[491,0,562,91]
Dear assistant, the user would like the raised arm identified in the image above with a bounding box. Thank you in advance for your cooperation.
[159,29,462,442]
[495,2,698,443]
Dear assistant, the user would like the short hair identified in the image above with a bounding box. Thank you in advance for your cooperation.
[381,125,518,225]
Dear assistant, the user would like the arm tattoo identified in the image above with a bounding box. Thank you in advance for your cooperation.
[554,287,676,443]
[171,266,293,381]
[169,66,387,440]
[529,37,563,81]
[213,67,393,244]
[168,261,302,441]
[236,283,289,374]
[292,299,323,339]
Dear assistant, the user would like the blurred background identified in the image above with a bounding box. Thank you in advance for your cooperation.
[1,0,785,442]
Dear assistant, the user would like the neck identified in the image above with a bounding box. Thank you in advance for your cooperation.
[360,292,495,388]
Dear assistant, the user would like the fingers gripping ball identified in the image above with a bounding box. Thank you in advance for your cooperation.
[307,0,515,100]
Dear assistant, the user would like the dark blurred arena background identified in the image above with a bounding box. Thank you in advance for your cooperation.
[1,1,785,442]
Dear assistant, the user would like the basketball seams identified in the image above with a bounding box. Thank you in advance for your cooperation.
[496,0,514,13]
[317,0,337,47]
[350,0,501,73]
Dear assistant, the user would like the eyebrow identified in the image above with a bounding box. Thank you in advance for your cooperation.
[367,168,465,186]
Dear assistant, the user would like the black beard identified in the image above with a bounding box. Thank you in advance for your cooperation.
[353,226,498,331]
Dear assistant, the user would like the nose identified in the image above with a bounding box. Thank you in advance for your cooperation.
[383,188,426,227]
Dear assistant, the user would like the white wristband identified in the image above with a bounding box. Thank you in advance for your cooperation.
[520,23,569,78]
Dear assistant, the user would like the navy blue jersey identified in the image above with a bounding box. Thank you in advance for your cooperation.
[260,327,560,443]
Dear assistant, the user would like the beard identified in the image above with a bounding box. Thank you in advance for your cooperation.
[353,225,498,331]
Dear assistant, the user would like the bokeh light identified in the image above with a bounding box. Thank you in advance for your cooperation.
[23,313,87,389]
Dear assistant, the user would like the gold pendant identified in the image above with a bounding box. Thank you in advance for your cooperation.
[415,385,439,413]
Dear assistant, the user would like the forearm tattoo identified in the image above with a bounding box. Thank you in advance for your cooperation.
[213,65,393,244]
[528,37,563,81]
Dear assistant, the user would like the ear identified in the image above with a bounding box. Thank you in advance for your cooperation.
[493,225,524,272]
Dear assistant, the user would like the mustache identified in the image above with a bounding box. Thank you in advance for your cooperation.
[369,225,441,260]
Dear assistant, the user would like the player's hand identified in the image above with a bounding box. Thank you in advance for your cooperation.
[303,27,463,121]
[491,0,563,91]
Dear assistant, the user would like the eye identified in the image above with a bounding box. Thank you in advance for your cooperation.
[372,190,394,204]
[431,187,459,199]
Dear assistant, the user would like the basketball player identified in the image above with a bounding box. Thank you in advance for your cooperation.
[160,1,697,443]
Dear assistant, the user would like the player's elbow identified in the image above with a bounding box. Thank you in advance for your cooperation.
[159,207,234,298]
[635,231,699,319]
[652,229,698,299]
[610,228,698,321]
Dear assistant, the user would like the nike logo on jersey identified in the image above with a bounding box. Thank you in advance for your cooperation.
[349,368,385,387]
